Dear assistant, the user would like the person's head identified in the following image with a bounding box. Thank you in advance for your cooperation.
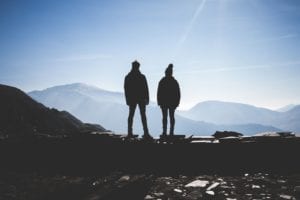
[165,63,173,77]
[131,60,140,72]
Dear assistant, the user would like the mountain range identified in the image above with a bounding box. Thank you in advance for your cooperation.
[179,101,300,132]
[28,83,283,136]
[0,84,105,137]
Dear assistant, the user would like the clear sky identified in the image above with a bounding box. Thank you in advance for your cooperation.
[1,0,300,110]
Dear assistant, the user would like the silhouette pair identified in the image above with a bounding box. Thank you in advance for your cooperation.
[124,60,181,138]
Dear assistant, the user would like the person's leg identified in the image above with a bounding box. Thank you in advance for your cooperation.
[138,103,150,135]
[169,108,175,135]
[128,104,137,136]
[161,106,168,135]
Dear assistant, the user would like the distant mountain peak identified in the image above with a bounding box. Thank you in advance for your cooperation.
[45,82,104,92]
[31,82,123,95]
[190,100,268,111]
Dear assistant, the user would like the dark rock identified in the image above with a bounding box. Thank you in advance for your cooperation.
[1,172,300,200]
[254,131,295,137]
[213,131,243,139]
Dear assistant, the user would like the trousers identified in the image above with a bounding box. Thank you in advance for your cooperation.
[128,103,149,135]
[161,106,175,135]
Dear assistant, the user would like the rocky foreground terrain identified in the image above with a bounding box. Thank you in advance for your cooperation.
[1,171,300,200]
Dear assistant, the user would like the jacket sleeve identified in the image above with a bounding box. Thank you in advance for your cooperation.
[157,80,162,106]
[175,80,181,107]
[143,76,149,105]
[124,76,129,105]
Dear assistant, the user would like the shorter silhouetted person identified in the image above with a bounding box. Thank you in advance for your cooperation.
[124,60,152,139]
[157,64,181,136]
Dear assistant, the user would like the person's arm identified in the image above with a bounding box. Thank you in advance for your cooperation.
[176,80,181,107]
[124,76,129,105]
[157,80,162,106]
[144,76,149,105]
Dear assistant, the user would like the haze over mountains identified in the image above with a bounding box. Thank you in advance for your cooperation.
[28,83,285,136]
[180,101,300,132]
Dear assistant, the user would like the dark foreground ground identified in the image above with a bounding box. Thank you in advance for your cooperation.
[1,134,300,199]
[0,171,300,200]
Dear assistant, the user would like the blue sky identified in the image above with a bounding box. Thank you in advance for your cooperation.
[1,0,300,110]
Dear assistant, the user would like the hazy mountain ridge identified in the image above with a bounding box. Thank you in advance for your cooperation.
[279,105,300,131]
[179,100,300,132]
[28,83,280,136]
[276,104,298,112]
[179,101,278,125]
[29,83,124,107]
[0,84,105,137]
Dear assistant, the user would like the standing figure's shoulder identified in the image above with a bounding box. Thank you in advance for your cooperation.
[160,76,167,82]
[173,77,179,83]
[125,73,130,81]
[140,73,147,80]
[171,77,179,87]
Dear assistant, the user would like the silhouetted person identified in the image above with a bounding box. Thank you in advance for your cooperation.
[157,64,180,136]
[124,60,152,139]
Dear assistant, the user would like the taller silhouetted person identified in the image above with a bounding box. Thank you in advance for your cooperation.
[157,64,181,136]
[124,60,152,139]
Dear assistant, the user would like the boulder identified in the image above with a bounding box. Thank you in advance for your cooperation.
[213,131,243,139]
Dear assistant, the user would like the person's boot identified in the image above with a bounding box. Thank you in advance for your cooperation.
[160,131,167,140]
[170,125,174,136]
[127,126,134,138]
[142,132,153,141]
[160,123,167,137]
[142,125,151,138]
